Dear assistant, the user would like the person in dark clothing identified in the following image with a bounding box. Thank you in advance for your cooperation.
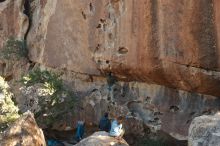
[107,72,116,90]
[99,113,111,132]
[75,121,85,142]
[106,72,117,101]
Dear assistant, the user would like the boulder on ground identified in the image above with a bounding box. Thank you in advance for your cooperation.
[188,113,220,146]
[74,131,129,146]
[0,111,46,146]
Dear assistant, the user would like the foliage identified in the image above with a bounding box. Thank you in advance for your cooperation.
[21,68,75,127]
[21,68,63,99]
[0,76,19,132]
[0,37,28,60]
[36,92,75,126]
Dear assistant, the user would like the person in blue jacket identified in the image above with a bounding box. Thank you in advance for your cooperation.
[75,120,85,142]
[99,113,111,132]
[109,116,125,140]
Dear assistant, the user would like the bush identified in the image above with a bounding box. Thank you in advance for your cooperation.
[0,37,28,60]
[0,76,20,131]
[21,68,76,126]
[22,68,62,94]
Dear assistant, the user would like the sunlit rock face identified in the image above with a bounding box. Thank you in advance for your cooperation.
[28,0,220,97]
[188,113,220,146]
[0,0,29,48]
[0,111,46,146]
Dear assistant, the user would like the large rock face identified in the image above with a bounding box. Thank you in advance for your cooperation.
[0,0,29,48]
[2,0,220,144]
[0,111,46,146]
[28,0,220,97]
[74,131,129,146]
[25,0,220,139]
[188,113,220,146]
[49,73,220,141]
[0,0,29,80]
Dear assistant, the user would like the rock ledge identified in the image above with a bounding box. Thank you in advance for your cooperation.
[74,131,129,146]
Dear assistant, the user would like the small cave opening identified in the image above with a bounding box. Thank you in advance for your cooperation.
[4,74,13,81]
[91,88,98,92]
[202,109,213,115]
[28,61,36,70]
[103,23,107,31]
[96,24,101,29]
[154,111,163,116]
[94,44,102,53]
[89,3,94,12]
[0,23,3,30]
[113,88,118,92]
[118,47,128,54]
[0,0,6,3]
[81,11,87,20]
[100,19,106,23]
[107,96,111,101]
[169,105,179,112]
[23,0,32,41]
[23,0,31,17]
[106,60,110,64]
[88,75,94,82]
[2,62,6,68]
[190,112,196,116]
[154,117,159,121]
[96,19,107,31]
[144,96,151,103]
[108,33,113,40]
[186,119,192,124]
[97,59,102,64]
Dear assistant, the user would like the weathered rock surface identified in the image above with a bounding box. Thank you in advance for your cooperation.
[0,0,29,48]
[0,0,30,80]
[188,113,220,146]
[0,111,46,146]
[28,0,220,97]
[1,0,220,144]
[45,72,220,141]
[74,131,129,146]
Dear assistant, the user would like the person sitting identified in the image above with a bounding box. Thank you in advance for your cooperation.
[99,113,111,132]
[109,116,125,140]
[75,120,85,142]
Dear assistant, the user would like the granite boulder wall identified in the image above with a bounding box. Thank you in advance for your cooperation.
[27,0,220,97]
[1,0,219,143]
[0,0,28,48]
